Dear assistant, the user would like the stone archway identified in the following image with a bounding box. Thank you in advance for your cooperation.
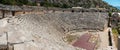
[0,45,14,50]
[12,11,15,16]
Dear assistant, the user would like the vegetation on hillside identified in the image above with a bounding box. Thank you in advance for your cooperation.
[0,0,119,11]
[40,0,119,11]
[40,2,71,8]
[112,28,119,47]
[0,0,37,6]
[112,28,119,35]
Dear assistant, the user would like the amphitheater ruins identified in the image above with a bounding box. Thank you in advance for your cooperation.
[0,4,117,50]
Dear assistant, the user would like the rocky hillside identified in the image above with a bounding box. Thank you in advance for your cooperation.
[39,0,119,11]
[0,0,119,11]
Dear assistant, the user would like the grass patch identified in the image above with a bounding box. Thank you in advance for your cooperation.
[65,34,77,43]
[112,28,119,47]
[112,28,119,35]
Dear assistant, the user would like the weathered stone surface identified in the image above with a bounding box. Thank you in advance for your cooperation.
[0,12,108,50]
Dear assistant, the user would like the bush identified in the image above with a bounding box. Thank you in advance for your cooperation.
[112,28,119,35]
[0,0,37,6]
[65,34,77,43]
[108,12,112,17]
[61,4,71,8]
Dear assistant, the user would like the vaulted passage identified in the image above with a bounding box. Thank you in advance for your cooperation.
[0,45,7,50]
[0,45,14,50]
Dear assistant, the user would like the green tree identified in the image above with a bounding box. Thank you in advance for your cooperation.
[0,0,16,5]
[0,0,37,6]
[108,12,112,17]
[16,0,30,5]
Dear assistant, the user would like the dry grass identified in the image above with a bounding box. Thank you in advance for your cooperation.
[112,28,118,47]
[65,34,78,44]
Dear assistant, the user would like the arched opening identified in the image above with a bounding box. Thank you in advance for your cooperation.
[71,10,74,13]
[12,11,15,16]
[2,10,5,18]
[0,45,14,50]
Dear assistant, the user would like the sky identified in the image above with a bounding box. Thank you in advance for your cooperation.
[103,0,120,6]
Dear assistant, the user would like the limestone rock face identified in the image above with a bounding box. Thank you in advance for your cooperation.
[0,12,107,50]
